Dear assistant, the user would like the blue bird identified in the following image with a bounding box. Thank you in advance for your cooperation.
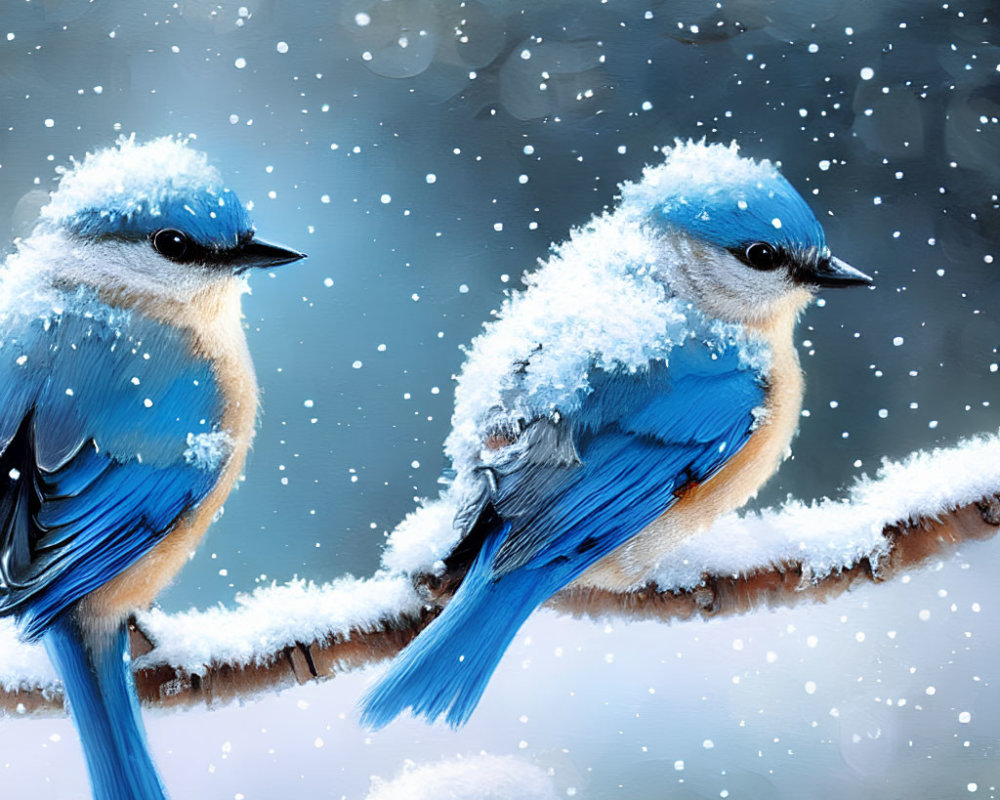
[360,140,872,729]
[0,137,304,798]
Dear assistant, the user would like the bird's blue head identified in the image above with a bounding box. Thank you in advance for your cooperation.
[620,140,871,298]
[36,136,303,274]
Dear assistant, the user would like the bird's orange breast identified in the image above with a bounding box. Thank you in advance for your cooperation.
[78,279,259,627]
[576,294,808,593]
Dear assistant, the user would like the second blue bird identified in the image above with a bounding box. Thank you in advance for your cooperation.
[360,140,872,729]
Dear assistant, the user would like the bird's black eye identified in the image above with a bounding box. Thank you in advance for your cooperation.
[744,242,779,271]
[151,229,192,262]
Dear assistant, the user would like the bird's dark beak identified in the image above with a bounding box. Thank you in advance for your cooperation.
[230,237,306,273]
[800,255,873,288]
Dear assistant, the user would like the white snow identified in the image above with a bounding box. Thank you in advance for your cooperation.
[183,430,234,471]
[381,496,456,576]
[0,620,59,694]
[39,135,226,232]
[136,575,420,676]
[366,754,558,800]
[621,140,776,211]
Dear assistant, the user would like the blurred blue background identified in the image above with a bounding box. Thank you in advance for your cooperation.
[0,0,996,602]
[0,2,998,796]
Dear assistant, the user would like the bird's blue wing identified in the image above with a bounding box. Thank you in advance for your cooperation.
[464,340,766,577]
[361,339,769,729]
[0,298,226,640]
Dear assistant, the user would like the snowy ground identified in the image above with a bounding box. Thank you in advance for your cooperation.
[2,537,996,799]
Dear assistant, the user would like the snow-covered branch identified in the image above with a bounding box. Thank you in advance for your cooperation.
[1,433,997,717]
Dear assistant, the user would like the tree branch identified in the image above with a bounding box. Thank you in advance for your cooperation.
[1,435,997,717]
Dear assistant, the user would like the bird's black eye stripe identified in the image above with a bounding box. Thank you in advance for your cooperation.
[732,242,784,271]
[150,229,267,268]
[151,229,251,266]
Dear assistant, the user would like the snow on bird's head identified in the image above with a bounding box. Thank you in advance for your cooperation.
[620,139,826,254]
[39,135,253,249]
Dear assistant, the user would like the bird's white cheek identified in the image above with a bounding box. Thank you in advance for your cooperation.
[698,261,804,326]
[651,231,809,325]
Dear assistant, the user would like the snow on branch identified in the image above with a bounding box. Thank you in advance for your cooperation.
[1,433,998,717]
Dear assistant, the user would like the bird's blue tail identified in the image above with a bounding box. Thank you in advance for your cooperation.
[360,531,553,729]
[44,614,167,800]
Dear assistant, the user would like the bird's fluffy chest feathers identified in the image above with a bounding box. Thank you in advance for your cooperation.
[80,280,259,624]
[577,299,805,592]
